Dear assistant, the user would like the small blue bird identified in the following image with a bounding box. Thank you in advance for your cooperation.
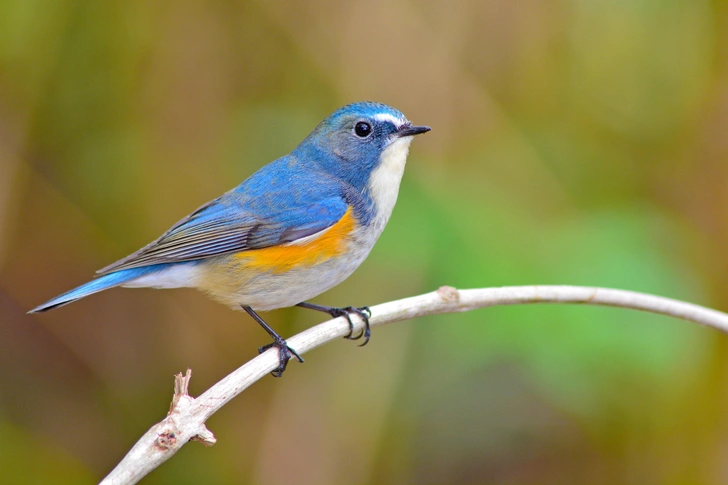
[30,102,430,376]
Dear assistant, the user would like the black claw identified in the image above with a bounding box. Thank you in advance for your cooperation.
[340,311,357,339]
[258,336,304,377]
[351,306,371,346]
[340,306,370,342]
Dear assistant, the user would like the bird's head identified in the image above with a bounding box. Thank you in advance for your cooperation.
[295,102,430,190]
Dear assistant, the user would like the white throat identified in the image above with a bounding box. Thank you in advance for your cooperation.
[367,136,413,227]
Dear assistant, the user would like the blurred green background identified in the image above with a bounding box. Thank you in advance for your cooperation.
[2,0,728,483]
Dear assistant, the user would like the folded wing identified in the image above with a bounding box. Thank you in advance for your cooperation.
[97,194,349,274]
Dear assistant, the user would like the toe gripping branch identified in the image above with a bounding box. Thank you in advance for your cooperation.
[296,302,372,346]
[242,306,303,378]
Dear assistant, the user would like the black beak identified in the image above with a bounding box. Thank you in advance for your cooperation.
[396,124,431,138]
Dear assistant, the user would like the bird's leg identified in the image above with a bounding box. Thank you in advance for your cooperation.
[296,302,372,346]
[242,305,303,377]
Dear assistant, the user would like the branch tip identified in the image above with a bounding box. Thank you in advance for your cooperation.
[169,369,193,414]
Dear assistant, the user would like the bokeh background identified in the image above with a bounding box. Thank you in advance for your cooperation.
[2,1,728,483]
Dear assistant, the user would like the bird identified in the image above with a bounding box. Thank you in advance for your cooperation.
[29,101,430,376]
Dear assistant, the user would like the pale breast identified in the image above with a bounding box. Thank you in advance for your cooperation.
[366,135,414,232]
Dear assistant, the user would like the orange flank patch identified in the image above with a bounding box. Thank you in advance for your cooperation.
[235,207,356,273]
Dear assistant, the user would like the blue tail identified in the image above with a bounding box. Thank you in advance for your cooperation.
[29,266,161,313]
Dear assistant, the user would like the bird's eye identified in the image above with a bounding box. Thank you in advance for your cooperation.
[354,121,372,138]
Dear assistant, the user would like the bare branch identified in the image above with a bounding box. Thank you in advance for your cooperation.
[99,285,728,485]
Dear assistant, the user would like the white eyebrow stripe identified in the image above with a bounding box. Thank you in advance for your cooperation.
[372,113,406,127]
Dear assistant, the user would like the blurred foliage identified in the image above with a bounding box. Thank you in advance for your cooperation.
[2,0,728,483]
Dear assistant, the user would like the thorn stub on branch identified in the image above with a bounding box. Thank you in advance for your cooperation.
[192,429,217,446]
[437,285,460,302]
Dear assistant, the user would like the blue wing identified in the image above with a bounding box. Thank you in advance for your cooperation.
[97,156,350,274]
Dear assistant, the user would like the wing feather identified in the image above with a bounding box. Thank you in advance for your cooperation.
[97,195,349,275]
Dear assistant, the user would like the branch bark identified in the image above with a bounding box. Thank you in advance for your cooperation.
[99,285,728,485]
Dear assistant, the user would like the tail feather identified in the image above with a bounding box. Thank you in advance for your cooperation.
[28,266,159,313]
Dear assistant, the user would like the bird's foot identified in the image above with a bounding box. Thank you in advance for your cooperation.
[296,302,372,346]
[258,336,304,378]
[333,306,372,345]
